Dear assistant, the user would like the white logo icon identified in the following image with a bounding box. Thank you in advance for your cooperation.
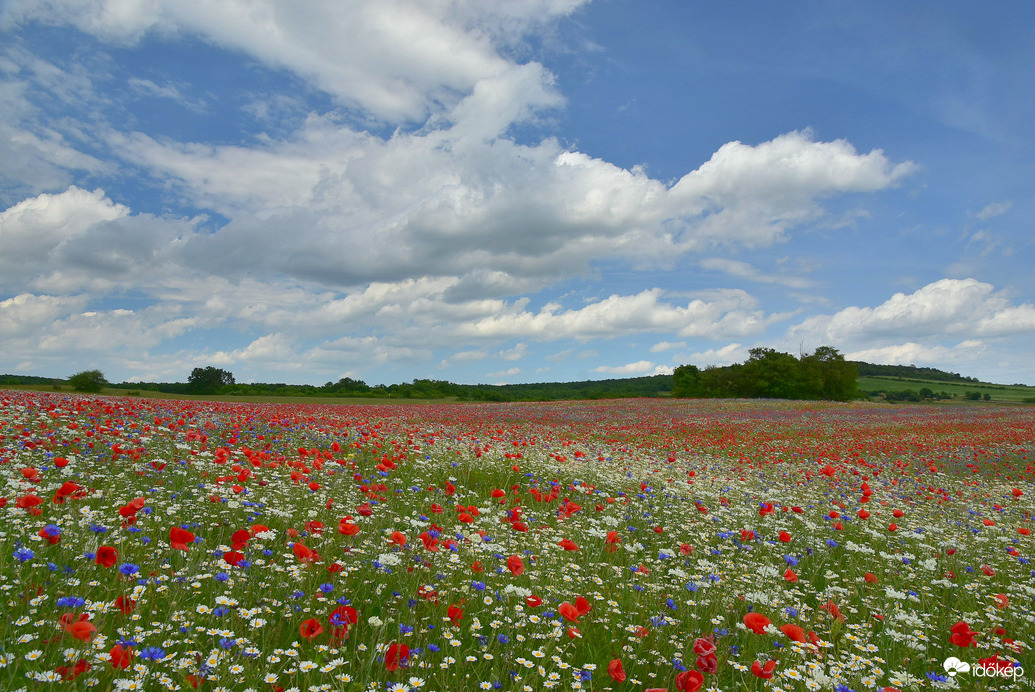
[943,657,971,676]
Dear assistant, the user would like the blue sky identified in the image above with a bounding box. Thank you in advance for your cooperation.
[2,1,1033,386]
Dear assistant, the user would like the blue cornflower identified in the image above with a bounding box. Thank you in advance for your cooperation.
[215,572,229,582]
[139,646,166,661]
[14,547,34,562]
[118,563,140,577]
[319,583,334,594]
[42,524,61,537]
[497,634,509,644]
[399,624,413,634]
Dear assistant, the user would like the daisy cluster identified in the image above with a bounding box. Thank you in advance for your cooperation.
[0,392,1032,691]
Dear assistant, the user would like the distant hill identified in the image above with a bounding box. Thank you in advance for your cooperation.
[0,374,62,385]
[849,362,980,383]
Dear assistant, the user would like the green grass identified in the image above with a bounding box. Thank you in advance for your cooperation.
[856,376,1035,402]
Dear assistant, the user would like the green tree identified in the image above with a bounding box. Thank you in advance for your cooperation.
[188,366,236,394]
[68,369,107,393]
[672,364,702,397]
[742,347,804,399]
[800,346,859,401]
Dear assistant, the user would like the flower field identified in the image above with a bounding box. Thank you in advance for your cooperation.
[1,390,1032,692]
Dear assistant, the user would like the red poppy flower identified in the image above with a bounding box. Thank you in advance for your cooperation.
[784,568,798,582]
[114,595,137,614]
[821,600,844,622]
[110,644,134,669]
[223,551,244,566]
[118,497,146,517]
[558,602,580,622]
[329,604,358,628]
[95,545,118,568]
[300,618,324,640]
[696,653,718,674]
[169,526,195,551]
[751,660,776,679]
[507,555,524,576]
[447,604,464,625]
[67,620,97,642]
[575,595,591,615]
[780,623,806,643]
[978,654,1014,673]
[607,659,626,682]
[55,659,90,681]
[293,542,318,562]
[526,595,542,608]
[743,612,772,634]
[558,538,578,551]
[949,621,978,647]
[676,670,704,692]
[390,530,407,547]
[338,519,360,536]
[692,636,716,657]
[778,531,791,542]
[385,642,409,671]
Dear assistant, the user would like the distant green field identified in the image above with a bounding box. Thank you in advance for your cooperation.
[0,384,455,405]
[857,375,1035,402]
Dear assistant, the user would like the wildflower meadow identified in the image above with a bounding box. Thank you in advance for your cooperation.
[1,391,1032,691]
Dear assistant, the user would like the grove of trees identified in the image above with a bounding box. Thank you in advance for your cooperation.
[187,366,236,394]
[672,346,859,401]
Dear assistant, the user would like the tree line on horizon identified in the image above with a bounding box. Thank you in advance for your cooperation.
[1,348,1011,403]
